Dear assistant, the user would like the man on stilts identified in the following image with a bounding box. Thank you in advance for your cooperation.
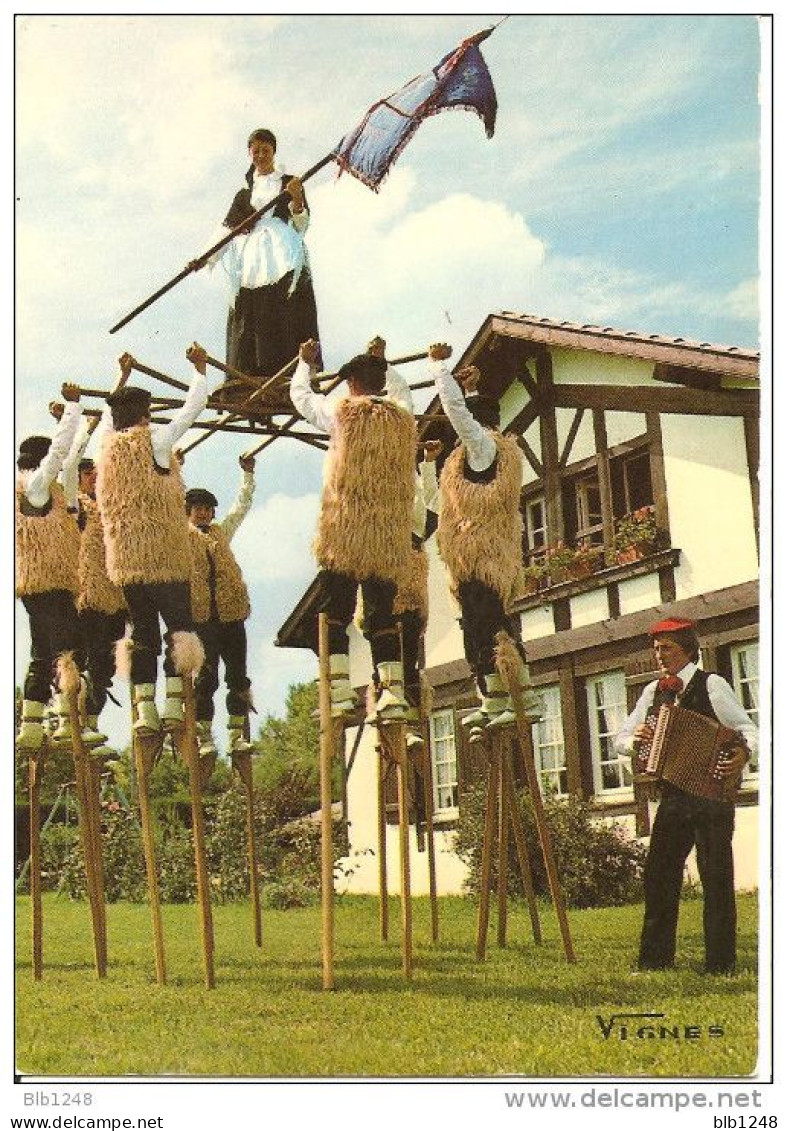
[431,346,541,740]
[185,454,256,776]
[290,338,416,720]
[95,348,212,732]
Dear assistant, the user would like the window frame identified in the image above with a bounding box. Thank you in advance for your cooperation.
[729,639,759,780]
[586,670,632,797]
[531,684,569,797]
[429,706,460,819]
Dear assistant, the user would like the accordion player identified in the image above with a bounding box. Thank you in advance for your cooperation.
[635,703,746,803]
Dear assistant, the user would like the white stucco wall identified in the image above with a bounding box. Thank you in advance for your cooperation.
[423,539,464,670]
[521,604,555,640]
[552,348,655,387]
[662,414,758,599]
[618,571,662,617]
[570,587,609,628]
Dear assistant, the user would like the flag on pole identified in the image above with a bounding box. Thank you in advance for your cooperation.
[333,27,499,191]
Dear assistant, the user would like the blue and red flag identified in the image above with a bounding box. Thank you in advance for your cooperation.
[333,27,499,191]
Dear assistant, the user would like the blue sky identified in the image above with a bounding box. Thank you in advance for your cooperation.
[13,13,763,745]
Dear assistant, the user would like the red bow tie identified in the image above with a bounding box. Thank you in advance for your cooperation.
[657,675,683,694]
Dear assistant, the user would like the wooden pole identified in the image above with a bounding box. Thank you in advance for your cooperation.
[496,736,509,949]
[232,750,262,948]
[28,745,46,980]
[501,739,542,946]
[377,745,390,942]
[506,682,576,963]
[178,676,216,988]
[392,722,413,979]
[419,703,440,944]
[133,727,167,985]
[317,613,336,990]
[65,691,106,977]
[475,741,500,962]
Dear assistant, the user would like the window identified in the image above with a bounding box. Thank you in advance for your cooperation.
[574,475,604,546]
[532,686,568,795]
[621,449,654,513]
[523,493,547,561]
[430,709,459,814]
[730,641,759,776]
[586,671,632,794]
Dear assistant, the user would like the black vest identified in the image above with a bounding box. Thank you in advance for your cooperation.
[650,669,717,721]
[224,174,306,229]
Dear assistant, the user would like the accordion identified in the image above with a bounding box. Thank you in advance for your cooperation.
[635,703,742,803]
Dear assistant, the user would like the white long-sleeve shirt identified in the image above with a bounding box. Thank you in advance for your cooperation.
[220,470,255,542]
[290,357,339,436]
[100,367,209,470]
[430,358,497,473]
[61,414,93,508]
[614,661,758,760]
[21,401,83,509]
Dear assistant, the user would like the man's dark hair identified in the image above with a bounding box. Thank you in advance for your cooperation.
[247,127,277,152]
[78,458,95,475]
[17,435,51,471]
[653,627,701,664]
[185,487,219,512]
[465,393,500,431]
[106,385,152,431]
[339,353,388,395]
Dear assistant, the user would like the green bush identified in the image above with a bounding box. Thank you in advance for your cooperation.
[454,782,647,908]
[38,823,80,892]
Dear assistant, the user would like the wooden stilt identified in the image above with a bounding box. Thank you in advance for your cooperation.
[501,738,542,946]
[232,750,262,948]
[496,735,509,949]
[475,739,500,962]
[65,690,106,977]
[506,682,576,963]
[181,677,215,987]
[419,707,440,944]
[377,744,390,942]
[132,727,167,985]
[317,613,336,990]
[391,722,413,979]
[28,744,46,981]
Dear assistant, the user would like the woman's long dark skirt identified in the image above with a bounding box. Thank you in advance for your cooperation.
[226,268,320,379]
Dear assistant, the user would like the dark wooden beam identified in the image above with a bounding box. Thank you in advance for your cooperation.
[558,408,585,470]
[552,383,758,417]
[519,363,539,401]
[516,435,543,478]
[559,662,582,795]
[744,415,760,555]
[592,410,615,561]
[646,412,670,543]
[536,351,563,541]
[505,398,542,439]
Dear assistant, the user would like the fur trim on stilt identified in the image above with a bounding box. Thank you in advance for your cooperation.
[55,651,81,696]
[114,636,133,681]
[171,630,205,676]
[494,631,524,693]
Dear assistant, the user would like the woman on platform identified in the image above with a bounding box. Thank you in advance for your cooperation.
[211,128,320,379]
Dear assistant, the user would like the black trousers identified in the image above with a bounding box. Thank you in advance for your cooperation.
[122,581,194,685]
[638,784,737,973]
[399,609,424,708]
[227,269,320,380]
[320,570,399,664]
[21,589,80,702]
[76,608,127,714]
[456,578,525,686]
[194,618,251,721]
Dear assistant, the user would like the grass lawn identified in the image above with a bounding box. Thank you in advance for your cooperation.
[15,892,758,1079]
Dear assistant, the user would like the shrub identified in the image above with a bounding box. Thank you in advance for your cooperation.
[454,782,647,908]
[38,823,80,893]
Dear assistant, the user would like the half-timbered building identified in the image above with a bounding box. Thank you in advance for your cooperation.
[277,312,761,895]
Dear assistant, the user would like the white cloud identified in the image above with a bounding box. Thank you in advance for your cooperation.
[231,491,320,586]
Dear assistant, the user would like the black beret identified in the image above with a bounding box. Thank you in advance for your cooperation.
[18,435,52,463]
[106,385,151,410]
[185,488,218,510]
[338,353,388,386]
[78,458,95,474]
[465,393,500,430]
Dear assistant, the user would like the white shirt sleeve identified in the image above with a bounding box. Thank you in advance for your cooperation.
[151,367,209,468]
[290,358,336,435]
[431,359,497,473]
[24,402,83,509]
[706,674,759,759]
[420,458,440,515]
[385,365,414,414]
[60,414,91,509]
[220,470,255,542]
[614,680,657,755]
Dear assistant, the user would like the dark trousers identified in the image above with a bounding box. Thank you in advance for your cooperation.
[227,270,320,379]
[76,608,127,714]
[399,609,424,708]
[457,578,525,685]
[194,618,251,721]
[639,784,737,973]
[21,589,80,702]
[122,581,194,684]
[320,570,399,664]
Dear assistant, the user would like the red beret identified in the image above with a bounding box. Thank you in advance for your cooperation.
[648,617,697,636]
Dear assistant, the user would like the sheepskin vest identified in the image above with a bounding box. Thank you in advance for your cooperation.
[393,545,429,621]
[189,524,250,624]
[437,433,524,604]
[314,396,416,584]
[77,494,126,614]
[15,481,79,597]
[96,425,191,586]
